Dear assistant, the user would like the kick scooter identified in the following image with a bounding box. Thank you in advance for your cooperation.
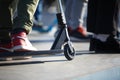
[0,0,75,61]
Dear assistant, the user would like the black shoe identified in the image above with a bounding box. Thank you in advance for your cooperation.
[89,35,120,53]
[89,38,96,51]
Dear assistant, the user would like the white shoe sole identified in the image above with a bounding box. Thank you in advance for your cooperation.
[13,45,37,51]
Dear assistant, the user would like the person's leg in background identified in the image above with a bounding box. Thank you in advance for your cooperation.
[65,0,73,29]
[87,0,98,51]
[117,0,120,39]
[87,0,120,53]
[12,0,39,51]
[65,0,90,39]
[33,0,43,27]
[79,0,88,28]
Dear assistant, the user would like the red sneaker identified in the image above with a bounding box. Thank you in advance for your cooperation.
[0,42,13,52]
[77,26,87,36]
[12,32,37,51]
[68,26,89,39]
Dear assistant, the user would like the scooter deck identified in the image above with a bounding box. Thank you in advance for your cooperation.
[1,50,119,58]
[0,49,64,58]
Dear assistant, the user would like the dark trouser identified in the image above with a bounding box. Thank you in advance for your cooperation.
[87,0,119,35]
[0,0,39,43]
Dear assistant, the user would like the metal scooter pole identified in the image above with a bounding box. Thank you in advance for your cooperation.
[51,0,71,49]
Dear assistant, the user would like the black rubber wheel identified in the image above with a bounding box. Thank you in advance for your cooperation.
[64,44,75,60]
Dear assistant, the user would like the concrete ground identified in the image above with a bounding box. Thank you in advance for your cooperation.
[0,31,120,80]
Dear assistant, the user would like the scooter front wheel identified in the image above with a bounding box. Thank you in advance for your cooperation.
[64,44,75,60]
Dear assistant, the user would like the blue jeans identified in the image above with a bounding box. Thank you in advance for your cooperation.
[34,0,43,22]
[65,0,87,30]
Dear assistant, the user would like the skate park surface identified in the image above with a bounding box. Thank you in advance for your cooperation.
[0,6,120,80]
[0,30,120,80]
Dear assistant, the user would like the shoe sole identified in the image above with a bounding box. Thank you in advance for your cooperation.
[13,45,37,51]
